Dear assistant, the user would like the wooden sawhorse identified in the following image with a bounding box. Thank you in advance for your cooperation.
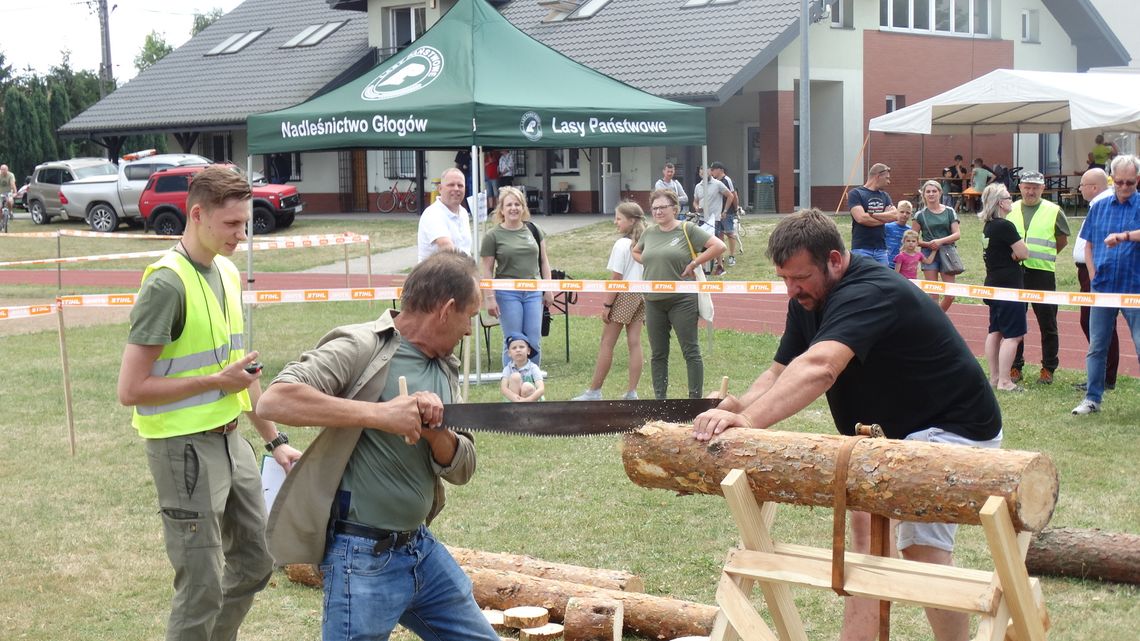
[710,469,1049,641]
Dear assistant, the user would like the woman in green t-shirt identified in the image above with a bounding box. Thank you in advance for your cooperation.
[480,186,553,366]
[632,189,726,399]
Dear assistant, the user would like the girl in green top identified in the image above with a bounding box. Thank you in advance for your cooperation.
[632,189,726,399]
[913,180,963,312]
[480,186,553,366]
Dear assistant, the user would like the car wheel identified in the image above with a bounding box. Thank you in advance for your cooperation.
[252,206,276,235]
[276,212,295,228]
[29,200,51,225]
[87,203,120,232]
[152,212,185,236]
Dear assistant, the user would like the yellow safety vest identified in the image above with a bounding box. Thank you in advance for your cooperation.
[1008,200,1061,272]
[132,252,250,438]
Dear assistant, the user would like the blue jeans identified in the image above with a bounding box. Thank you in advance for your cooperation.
[1085,306,1140,404]
[495,289,543,366]
[320,527,499,641]
[850,247,889,266]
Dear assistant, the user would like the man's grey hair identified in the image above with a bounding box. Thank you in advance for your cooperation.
[441,167,466,183]
[1110,154,1140,177]
[401,250,479,314]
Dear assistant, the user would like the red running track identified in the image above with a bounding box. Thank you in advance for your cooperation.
[2,269,1135,377]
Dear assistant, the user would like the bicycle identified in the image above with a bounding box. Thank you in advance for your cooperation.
[376,180,420,213]
[0,193,12,233]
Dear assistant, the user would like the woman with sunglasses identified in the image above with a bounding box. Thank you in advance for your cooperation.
[632,189,725,399]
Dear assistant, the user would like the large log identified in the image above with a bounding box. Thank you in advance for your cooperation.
[1026,527,1140,584]
[564,596,623,641]
[448,546,644,592]
[622,423,1058,531]
[467,566,717,640]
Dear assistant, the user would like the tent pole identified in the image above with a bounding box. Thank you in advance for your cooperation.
[470,143,480,392]
[245,154,255,349]
[1057,124,1063,174]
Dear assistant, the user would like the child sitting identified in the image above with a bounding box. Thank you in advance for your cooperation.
[894,229,937,279]
[501,333,544,402]
[885,200,914,266]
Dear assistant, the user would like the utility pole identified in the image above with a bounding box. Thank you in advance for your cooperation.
[91,0,113,97]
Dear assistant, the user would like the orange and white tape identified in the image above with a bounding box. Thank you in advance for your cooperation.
[244,287,401,305]
[0,302,59,320]
[0,232,370,267]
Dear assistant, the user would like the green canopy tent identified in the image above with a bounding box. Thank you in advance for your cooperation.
[246,0,705,152]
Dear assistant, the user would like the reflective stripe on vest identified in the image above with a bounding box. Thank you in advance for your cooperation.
[1008,200,1061,272]
[133,252,251,438]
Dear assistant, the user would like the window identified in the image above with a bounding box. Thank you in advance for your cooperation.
[281,21,346,49]
[385,150,416,179]
[536,149,579,175]
[1021,9,1039,43]
[879,0,988,36]
[124,164,157,182]
[682,0,740,7]
[155,176,190,193]
[390,7,426,50]
[206,30,268,56]
[830,0,853,28]
[569,0,612,18]
[886,94,905,113]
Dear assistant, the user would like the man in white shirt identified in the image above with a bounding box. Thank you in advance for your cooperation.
[654,162,688,213]
[417,168,472,262]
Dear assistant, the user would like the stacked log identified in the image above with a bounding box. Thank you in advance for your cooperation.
[468,566,717,639]
[1026,528,1140,584]
[622,422,1059,531]
[564,597,623,641]
[449,546,644,592]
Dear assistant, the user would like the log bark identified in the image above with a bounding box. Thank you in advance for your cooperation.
[283,563,322,588]
[1026,527,1140,584]
[467,566,717,639]
[564,597,623,641]
[622,423,1058,531]
[448,546,644,592]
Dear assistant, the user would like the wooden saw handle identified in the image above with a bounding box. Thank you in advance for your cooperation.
[398,376,415,445]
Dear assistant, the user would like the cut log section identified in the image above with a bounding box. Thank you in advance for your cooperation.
[467,566,717,639]
[448,546,644,592]
[622,423,1058,531]
[483,609,507,632]
[1026,527,1140,584]
[564,596,623,641]
[521,622,565,641]
[283,563,322,588]
[504,606,551,628]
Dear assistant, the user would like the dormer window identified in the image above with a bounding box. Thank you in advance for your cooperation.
[539,0,614,22]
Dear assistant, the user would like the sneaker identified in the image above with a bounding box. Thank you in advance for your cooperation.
[1037,368,1054,385]
[622,390,639,400]
[726,256,736,267]
[1074,381,1114,392]
[571,389,602,401]
[1071,399,1100,415]
[712,265,726,276]
[1009,367,1022,384]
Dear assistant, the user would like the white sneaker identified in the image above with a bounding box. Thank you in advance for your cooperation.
[572,389,602,401]
[726,256,736,267]
[1071,399,1100,415]
[622,390,639,400]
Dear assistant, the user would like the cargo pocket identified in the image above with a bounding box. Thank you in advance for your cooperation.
[184,443,199,498]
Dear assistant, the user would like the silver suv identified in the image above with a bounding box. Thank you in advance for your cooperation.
[26,158,116,224]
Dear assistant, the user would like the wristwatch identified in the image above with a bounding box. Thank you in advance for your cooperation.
[265,431,289,452]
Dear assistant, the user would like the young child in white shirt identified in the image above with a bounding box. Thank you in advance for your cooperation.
[501,333,544,402]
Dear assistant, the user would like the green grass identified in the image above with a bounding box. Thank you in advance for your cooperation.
[1,210,1135,640]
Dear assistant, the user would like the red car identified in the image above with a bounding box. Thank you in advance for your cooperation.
[138,164,303,235]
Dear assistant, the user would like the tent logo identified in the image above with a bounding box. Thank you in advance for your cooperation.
[362,46,445,101]
[520,111,543,141]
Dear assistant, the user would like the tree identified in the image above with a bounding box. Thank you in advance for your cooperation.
[48,85,75,160]
[192,8,225,36]
[134,31,173,74]
[5,87,41,179]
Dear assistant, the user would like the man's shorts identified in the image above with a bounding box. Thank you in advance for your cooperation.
[715,210,737,235]
[485,178,499,198]
[985,299,1028,338]
[850,247,889,266]
[895,427,1003,552]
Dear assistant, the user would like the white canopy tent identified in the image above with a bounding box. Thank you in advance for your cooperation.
[868,69,1140,174]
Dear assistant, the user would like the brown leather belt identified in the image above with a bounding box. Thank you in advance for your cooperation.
[206,419,239,434]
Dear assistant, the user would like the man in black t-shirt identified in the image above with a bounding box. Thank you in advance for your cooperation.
[694,209,1001,641]
[848,162,899,265]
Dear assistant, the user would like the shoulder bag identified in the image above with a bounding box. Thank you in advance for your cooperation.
[682,222,714,322]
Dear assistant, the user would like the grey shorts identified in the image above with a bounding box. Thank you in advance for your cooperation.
[895,427,1003,552]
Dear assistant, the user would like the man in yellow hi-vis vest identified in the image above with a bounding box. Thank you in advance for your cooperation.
[117,166,301,641]
[1007,170,1070,385]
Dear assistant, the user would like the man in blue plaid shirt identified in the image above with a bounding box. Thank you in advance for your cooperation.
[1073,154,1140,415]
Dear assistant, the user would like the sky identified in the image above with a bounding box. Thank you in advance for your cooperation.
[4,0,244,82]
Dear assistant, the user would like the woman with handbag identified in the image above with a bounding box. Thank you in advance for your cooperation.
[573,202,649,401]
[980,183,1030,392]
[912,179,964,312]
[481,186,553,365]
[632,189,726,399]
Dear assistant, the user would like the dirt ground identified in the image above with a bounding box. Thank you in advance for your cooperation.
[0,299,131,336]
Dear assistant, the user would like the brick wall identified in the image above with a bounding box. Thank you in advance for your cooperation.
[863,30,1014,205]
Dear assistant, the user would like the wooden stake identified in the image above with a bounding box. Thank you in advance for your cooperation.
[56,300,77,456]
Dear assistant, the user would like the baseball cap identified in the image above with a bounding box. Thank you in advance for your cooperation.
[1019,170,1045,185]
[504,333,535,358]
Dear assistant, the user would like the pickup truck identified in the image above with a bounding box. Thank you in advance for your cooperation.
[59,153,213,232]
[139,165,303,235]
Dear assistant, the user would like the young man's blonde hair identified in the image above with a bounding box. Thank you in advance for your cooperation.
[188,165,252,212]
